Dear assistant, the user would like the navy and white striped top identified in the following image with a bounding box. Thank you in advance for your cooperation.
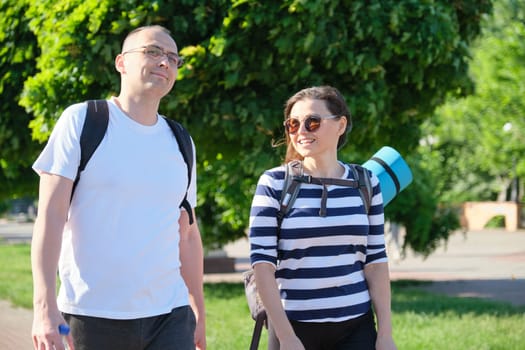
[249,161,387,322]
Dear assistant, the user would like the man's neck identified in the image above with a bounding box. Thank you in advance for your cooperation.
[113,95,160,126]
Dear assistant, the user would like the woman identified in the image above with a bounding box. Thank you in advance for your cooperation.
[248,86,397,350]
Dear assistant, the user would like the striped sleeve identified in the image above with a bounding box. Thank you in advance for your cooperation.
[249,166,285,267]
[365,171,387,265]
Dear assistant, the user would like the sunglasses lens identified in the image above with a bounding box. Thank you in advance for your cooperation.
[285,116,325,134]
[305,117,322,132]
[285,119,300,134]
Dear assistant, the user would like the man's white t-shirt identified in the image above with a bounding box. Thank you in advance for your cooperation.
[33,98,196,319]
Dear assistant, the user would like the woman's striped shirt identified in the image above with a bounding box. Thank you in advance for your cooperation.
[249,161,387,322]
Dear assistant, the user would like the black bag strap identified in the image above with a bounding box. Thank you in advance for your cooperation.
[163,117,195,225]
[71,100,109,201]
[249,312,267,350]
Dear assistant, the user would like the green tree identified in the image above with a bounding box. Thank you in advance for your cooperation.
[0,1,40,200]
[421,0,525,208]
[172,0,492,250]
[5,0,491,253]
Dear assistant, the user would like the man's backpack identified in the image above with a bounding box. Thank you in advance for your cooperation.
[71,99,195,225]
[244,160,373,350]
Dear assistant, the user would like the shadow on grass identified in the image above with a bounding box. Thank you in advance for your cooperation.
[204,282,245,300]
[391,279,525,316]
[204,280,525,317]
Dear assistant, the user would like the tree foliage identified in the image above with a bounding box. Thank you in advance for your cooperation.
[0,1,40,199]
[421,0,525,206]
[172,0,491,249]
[2,0,491,253]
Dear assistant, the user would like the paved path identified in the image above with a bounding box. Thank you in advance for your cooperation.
[1,221,524,349]
[386,229,525,306]
[0,300,33,350]
[220,228,525,306]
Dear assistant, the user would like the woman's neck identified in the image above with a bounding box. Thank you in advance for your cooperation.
[302,157,344,178]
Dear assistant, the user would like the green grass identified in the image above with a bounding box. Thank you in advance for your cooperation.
[2,244,524,349]
[390,281,525,350]
[0,243,33,308]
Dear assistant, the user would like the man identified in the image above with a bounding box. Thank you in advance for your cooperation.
[31,25,206,350]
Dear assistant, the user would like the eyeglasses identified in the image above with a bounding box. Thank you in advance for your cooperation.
[122,45,184,68]
[283,115,339,134]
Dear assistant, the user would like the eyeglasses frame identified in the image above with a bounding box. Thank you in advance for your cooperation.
[122,45,184,68]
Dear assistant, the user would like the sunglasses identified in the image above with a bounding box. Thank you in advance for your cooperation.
[283,115,339,134]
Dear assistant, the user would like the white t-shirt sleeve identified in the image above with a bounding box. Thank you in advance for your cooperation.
[32,102,87,180]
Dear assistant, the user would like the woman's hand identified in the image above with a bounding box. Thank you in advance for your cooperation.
[376,333,397,350]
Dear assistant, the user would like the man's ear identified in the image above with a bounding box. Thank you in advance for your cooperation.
[115,54,126,73]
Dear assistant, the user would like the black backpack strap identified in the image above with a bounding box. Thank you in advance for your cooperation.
[277,160,303,232]
[163,117,195,225]
[285,164,363,217]
[277,161,371,222]
[298,176,361,217]
[350,164,373,214]
[71,100,109,201]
